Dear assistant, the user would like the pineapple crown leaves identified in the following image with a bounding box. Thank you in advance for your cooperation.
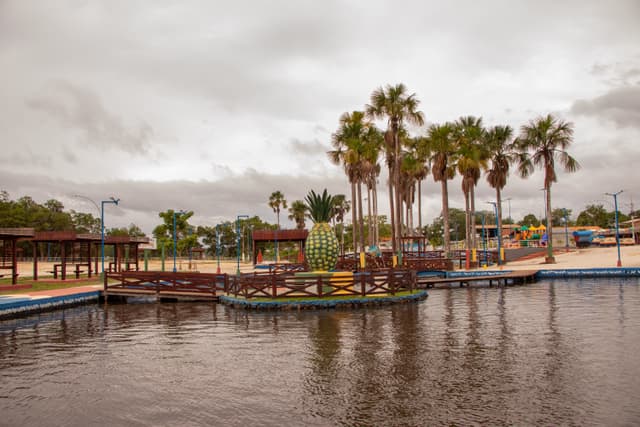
[304,189,334,224]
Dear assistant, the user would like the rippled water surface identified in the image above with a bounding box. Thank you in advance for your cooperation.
[1,278,640,426]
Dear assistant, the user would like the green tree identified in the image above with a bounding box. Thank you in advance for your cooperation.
[366,83,425,253]
[268,191,287,229]
[288,200,308,230]
[576,204,610,228]
[427,122,458,253]
[152,209,194,256]
[551,208,573,227]
[485,125,521,248]
[517,114,580,263]
[454,116,487,251]
[521,214,540,228]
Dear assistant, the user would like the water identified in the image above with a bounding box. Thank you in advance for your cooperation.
[1,278,640,426]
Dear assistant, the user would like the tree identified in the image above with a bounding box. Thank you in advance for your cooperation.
[366,83,425,253]
[551,208,572,227]
[288,200,308,230]
[517,114,580,263]
[330,194,350,254]
[70,210,101,234]
[152,209,194,256]
[268,191,287,229]
[454,116,487,251]
[328,111,381,254]
[427,122,457,253]
[576,204,610,228]
[485,125,520,248]
[521,214,541,228]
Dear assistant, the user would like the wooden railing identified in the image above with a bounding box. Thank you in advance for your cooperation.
[105,271,228,296]
[336,253,454,271]
[268,263,307,274]
[228,269,416,299]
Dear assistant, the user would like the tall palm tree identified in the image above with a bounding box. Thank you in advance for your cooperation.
[485,125,520,252]
[427,122,458,253]
[288,200,308,230]
[268,191,287,229]
[454,116,487,251]
[366,83,425,253]
[330,194,350,255]
[516,114,580,263]
[328,111,381,255]
[408,136,431,232]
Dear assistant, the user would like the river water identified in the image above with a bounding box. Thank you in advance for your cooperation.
[1,278,639,426]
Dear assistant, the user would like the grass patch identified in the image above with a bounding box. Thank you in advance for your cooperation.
[229,290,420,303]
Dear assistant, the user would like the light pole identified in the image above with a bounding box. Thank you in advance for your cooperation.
[563,208,569,252]
[488,201,500,265]
[173,210,186,272]
[236,215,249,275]
[504,198,512,223]
[101,197,120,281]
[606,190,623,267]
[215,224,222,274]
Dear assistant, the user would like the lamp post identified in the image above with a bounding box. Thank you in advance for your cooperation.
[101,197,120,281]
[215,224,222,274]
[481,213,487,267]
[236,215,249,275]
[504,198,512,223]
[606,190,623,267]
[563,208,569,252]
[487,201,500,265]
[173,210,186,272]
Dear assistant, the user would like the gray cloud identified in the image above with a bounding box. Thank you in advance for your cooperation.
[570,86,640,129]
[26,81,152,154]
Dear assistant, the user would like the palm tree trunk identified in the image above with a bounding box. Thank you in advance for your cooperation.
[546,185,554,263]
[351,181,357,255]
[464,191,471,250]
[388,174,396,253]
[367,186,373,247]
[496,187,503,258]
[417,179,422,232]
[470,185,476,249]
[442,180,450,253]
[394,132,403,251]
[373,179,379,247]
[357,181,365,254]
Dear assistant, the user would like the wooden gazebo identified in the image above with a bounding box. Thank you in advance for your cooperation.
[252,229,308,264]
[103,236,150,272]
[0,228,35,284]
[31,231,101,280]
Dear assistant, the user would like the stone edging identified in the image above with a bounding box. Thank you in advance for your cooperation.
[0,291,100,319]
[219,290,429,310]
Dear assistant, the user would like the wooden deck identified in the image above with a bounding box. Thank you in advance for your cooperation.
[416,270,538,289]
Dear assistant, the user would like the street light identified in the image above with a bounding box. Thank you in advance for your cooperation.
[215,224,222,274]
[236,215,249,275]
[101,197,120,281]
[173,210,187,272]
[563,208,569,252]
[487,201,500,265]
[504,197,512,222]
[605,190,623,267]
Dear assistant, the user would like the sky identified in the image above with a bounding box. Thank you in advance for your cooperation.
[1,0,639,235]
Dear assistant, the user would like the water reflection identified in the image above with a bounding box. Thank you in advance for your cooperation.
[0,278,639,426]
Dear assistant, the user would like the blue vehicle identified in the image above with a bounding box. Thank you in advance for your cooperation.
[572,230,593,248]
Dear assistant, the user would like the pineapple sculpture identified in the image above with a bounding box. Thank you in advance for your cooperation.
[304,189,339,271]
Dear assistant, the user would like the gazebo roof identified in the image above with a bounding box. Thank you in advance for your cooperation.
[32,231,101,242]
[252,229,308,242]
[104,236,150,244]
[0,228,35,238]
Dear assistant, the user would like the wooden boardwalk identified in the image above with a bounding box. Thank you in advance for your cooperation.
[416,270,538,289]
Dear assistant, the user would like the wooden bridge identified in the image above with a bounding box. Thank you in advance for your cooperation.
[416,270,538,289]
[103,269,539,301]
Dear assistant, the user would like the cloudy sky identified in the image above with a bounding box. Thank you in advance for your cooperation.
[1,0,639,234]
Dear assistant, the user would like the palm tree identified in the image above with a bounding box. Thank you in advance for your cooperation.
[454,116,487,251]
[268,191,287,229]
[288,200,307,230]
[516,114,580,263]
[427,123,458,253]
[330,194,350,255]
[366,83,425,253]
[328,111,381,255]
[485,125,520,253]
